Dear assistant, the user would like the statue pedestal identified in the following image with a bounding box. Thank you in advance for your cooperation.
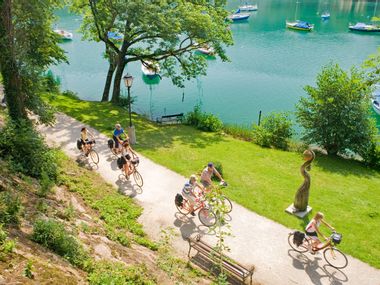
[285,204,312,218]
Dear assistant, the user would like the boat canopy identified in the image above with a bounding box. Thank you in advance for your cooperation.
[295,21,311,28]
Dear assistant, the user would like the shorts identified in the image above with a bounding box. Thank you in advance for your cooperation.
[306,231,318,240]
[182,192,196,205]
[124,153,131,160]
[81,139,92,145]
[200,180,211,188]
[113,135,121,148]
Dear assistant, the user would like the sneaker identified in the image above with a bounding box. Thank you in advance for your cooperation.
[190,211,195,216]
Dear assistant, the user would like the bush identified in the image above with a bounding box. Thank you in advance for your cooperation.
[0,192,22,225]
[117,94,136,108]
[43,70,61,93]
[184,105,223,132]
[0,224,16,261]
[88,260,156,285]
[62,90,80,100]
[32,219,89,269]
[252,112,293,150]
[0,119,58,184]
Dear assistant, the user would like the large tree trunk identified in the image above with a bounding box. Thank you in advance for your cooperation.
[111,55,126,104]
[101,46,117,102]
[0,0,28,122]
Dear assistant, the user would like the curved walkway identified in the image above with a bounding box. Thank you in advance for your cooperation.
[38,113,380,285]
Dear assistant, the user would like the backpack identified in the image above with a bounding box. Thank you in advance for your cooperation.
[117,157,126,169]
[108,139,114,149]
[76,139,82,150]
[175,193,183,207]
[293,231,305,246]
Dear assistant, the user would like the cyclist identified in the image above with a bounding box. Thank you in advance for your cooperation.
[121,140,137,176]
[182,174,204,216]
[305,212,335,250]
[80,127,95,155]
[113,123,128,153]
[200,162,225,191]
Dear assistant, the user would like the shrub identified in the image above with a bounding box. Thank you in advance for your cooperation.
[253,112,293,150]
[0,224,16,261]
[117,94,136,108]
[32,219,89,269]
[43,70,61,93]
[0,192,22,225]
[212,161,223,179]
[184,105,223,132]
[87,260,156,285]
[0,119,58,183]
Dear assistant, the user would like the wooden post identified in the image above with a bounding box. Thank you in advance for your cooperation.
[258,110,262,126]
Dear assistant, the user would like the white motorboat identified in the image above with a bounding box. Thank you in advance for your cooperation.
[54,29,73,40]
[141,61,160,79]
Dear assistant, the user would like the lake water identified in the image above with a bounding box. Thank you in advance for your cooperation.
[52,0,380,125]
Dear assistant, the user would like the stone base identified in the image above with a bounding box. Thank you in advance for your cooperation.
[285,204,312,218]
[128,126,136,145]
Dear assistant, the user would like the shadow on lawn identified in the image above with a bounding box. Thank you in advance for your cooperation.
[313,152,379,179]
[51,97,227,151]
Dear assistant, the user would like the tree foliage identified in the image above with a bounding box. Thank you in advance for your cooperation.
[71,0,233,102]
[0,0,66,123]
[296,63,378,160]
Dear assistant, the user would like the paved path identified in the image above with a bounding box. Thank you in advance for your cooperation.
[38,113,380,285]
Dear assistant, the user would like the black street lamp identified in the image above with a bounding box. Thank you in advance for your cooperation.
[123,73,136,144]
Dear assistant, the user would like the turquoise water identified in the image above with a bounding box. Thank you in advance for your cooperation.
[52,0,380,125]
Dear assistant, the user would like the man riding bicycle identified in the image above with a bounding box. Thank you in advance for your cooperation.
[200,162,225,191]
[113,123,128,152]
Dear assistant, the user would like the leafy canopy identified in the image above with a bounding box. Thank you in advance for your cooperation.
[296,63,377,157]
[72,0,233,87]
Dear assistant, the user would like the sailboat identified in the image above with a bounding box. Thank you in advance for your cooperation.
[239,2,258,12]
[286,1,314,31]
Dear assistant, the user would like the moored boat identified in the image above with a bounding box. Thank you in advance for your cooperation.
[54,29,73,40]
[321,12,330,20]
[227,10,250,22]
[286,20,314,31]
[197,45,215,56]
[372,86,380,115]
[349,22,380,32]
[141,61,160,79]
[239,4,258,12]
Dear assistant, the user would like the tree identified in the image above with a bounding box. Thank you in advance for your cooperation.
[72,0,233,103]
[296,63,378,158]
[0,0,65,123]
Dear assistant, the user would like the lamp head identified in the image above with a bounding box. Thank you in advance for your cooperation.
[123,73,134,88]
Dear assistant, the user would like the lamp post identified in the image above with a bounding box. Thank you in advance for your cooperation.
[123,73,136,144]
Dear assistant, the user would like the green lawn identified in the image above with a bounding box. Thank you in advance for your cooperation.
[44,93,380,269]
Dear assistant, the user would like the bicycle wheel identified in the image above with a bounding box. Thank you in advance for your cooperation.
[221,195,233,213]
[176,198,190,215]
[89,150,99,164]
[323,247,348,269]
[111,147,118,156]
[198,208,217,227]
[288,233,309,253]
[133,170,143,187]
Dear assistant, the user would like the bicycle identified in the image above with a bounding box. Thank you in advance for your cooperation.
[118,156,143,187]
[288,231,348,269]
[77,139,99,165]
[107,138,125,157]
[175,191,217,227]
[202,181,233,214]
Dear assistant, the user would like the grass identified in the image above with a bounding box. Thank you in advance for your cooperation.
[56,151,158,250]
[44,93,380,268]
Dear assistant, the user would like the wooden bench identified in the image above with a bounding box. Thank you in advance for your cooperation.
[156,113,184,125]
[188,235,254,285]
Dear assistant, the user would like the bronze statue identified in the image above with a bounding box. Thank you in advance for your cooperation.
[293,150,315,212]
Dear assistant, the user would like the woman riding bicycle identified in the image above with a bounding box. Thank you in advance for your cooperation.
[182,175,205,216]
[80,127,95,155]
[305,212,335,250]
[121,140,137,176]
